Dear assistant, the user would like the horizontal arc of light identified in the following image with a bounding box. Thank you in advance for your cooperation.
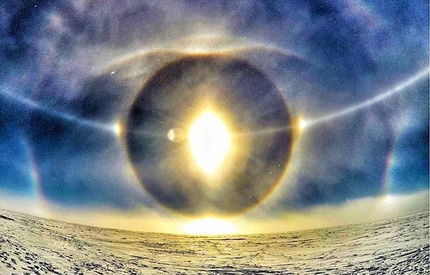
[127,129,170,138]
[303,67,429,128]
[240,67,429,136]
[0,88,117,132]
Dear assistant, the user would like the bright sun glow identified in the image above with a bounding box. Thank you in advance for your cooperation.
[298,118,308,131]
[188,112,231,175]
[182,218,238,235]
[113,122,122,136]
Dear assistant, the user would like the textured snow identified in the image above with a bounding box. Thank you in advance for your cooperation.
[0,210,428,274]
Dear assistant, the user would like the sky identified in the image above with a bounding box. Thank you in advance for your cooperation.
[0,0,428,234]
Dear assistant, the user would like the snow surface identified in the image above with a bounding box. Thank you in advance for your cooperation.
[0,210,428,274]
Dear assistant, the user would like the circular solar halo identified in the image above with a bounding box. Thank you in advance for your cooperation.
[125,55,293,216]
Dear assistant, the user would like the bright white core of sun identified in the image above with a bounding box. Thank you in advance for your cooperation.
[188,112,231,175]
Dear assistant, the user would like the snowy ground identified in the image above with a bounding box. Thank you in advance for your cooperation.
[0,210,428,274]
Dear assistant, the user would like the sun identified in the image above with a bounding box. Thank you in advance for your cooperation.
[182,218,238,235]
[188,112,231,175]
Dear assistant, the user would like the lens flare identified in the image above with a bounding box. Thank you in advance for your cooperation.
[167,128,185,143]
[188,112,231,175]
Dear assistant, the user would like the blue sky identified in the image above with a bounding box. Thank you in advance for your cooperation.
[0,0,427,232]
